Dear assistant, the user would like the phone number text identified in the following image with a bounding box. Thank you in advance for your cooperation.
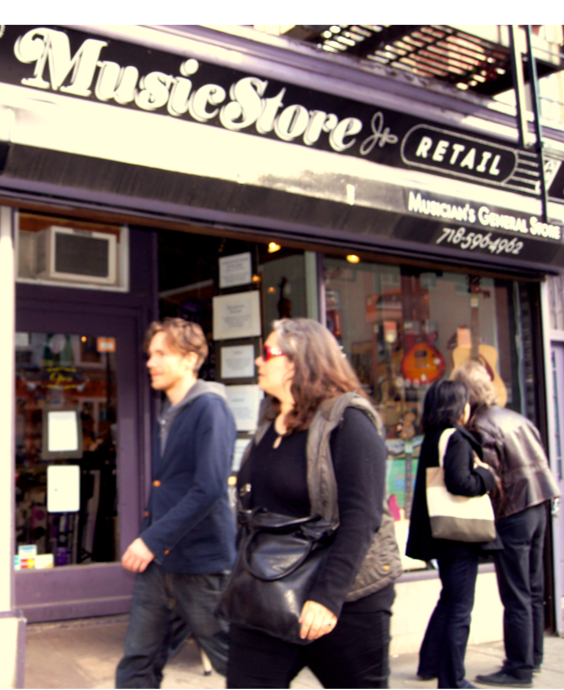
[436,227,524,255]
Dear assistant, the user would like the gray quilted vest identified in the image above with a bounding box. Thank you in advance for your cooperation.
[240,391,403,602]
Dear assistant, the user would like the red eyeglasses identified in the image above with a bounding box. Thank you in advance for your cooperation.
[261,344,286,361]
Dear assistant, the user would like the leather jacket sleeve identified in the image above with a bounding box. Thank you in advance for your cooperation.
[469,422,503,501]
[468,405,560,519]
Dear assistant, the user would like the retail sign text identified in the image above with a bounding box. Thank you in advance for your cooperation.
[401,125,517,184]
[1,25,564,205]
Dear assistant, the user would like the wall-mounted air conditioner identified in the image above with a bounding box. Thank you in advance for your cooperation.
[36,226,118,285]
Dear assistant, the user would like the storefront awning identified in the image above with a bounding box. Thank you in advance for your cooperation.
[0,25,563,275]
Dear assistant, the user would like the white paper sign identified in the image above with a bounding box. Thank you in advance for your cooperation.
[232,438,252,472]
[213,292,261,340]
[48,410,79,452]
[47,465,80,513]
[221,345,255,379]
[219,252,252,288]
[225,385,263,432]
[15,332,30,347]
[35,553,54,569]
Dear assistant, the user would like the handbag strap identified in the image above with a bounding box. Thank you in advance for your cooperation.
[241,508,321,532]
[438,428,457,469]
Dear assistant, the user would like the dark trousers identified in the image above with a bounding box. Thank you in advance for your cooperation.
[418,555,479,689]
[494,502,547,682]
[227,608,392,688]
[115,562,230,688]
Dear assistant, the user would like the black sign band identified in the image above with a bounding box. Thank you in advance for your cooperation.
[0,24,562,206]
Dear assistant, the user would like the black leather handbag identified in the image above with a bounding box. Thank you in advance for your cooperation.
[216,507,337,645]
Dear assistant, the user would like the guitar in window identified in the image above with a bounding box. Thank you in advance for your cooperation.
[451,276,507,407]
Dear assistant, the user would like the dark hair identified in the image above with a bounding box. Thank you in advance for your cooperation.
[271,318,371,432]
[421,379,469,431]
[145,318,209,372]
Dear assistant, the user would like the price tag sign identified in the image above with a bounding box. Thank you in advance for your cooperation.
[97,337,116,353]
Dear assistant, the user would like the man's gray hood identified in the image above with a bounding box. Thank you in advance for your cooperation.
[158,380,229,455]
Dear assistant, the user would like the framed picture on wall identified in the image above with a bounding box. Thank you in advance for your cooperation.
[213,291,261,340]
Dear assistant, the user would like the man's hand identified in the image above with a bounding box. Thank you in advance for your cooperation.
[299,600,337,640]
[121,538,155,573]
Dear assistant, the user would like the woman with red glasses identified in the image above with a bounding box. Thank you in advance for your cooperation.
[223,318,402,688]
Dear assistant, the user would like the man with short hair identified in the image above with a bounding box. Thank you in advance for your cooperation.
[116,318,237,688]
[453,360,560,688]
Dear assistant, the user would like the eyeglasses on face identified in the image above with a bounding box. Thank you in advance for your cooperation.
[261,344,286,361]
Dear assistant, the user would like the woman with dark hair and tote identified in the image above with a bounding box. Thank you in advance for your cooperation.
[406,379,498,689]
[224,318,402,689]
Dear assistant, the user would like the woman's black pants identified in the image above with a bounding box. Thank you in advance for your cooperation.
[418,555,479,689]
[226,607,392,688]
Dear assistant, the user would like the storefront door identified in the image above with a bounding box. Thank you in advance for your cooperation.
[14,304,144,622]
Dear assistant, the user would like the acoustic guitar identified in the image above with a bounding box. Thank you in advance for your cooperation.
[451,277,507,407]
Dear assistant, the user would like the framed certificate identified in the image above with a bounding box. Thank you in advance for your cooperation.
[225,385,263,432]
[221,344,255,379]
[213,291,261,340]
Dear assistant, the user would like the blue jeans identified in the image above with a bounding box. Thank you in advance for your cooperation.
[418,555,479,689]
[116,562,230,688]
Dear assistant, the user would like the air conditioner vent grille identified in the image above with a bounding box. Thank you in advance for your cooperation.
[54,234,110,278]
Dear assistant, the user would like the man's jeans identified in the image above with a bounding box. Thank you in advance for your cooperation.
[494,502,547,682]
[116,562,230,688]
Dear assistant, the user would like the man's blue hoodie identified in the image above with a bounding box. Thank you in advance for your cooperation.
[140,380,237,574]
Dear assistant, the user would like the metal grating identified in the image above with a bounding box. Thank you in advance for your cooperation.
[297,25,561,96]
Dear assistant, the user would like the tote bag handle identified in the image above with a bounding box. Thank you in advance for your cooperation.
[438,428,456,470]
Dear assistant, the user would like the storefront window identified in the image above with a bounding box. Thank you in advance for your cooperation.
[324,256,535,569]
[157,231,312,341]
[15,333,118,569]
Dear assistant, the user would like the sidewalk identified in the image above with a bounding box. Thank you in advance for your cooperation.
[23,614,564,689]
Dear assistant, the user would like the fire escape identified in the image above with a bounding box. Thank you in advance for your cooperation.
[255,25,564,224]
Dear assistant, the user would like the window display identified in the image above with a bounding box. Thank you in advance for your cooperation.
[324,257,534,568]
[15,333,119,568]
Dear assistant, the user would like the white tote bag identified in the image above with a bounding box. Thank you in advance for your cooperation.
[426,428,496,543]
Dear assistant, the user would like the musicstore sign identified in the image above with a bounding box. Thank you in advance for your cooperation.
[1,24,564,207]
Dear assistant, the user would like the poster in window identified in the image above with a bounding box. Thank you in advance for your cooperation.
[221,344,255,379]
[225,385,263,432]
[219,252,252,289]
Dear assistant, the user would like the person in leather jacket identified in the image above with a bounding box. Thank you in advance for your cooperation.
[453,361,560,688]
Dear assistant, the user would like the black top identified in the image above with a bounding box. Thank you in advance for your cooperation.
[237,407,394,617]
[405,424,498,562]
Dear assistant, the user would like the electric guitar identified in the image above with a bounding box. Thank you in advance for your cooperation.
[401,335,446,385]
